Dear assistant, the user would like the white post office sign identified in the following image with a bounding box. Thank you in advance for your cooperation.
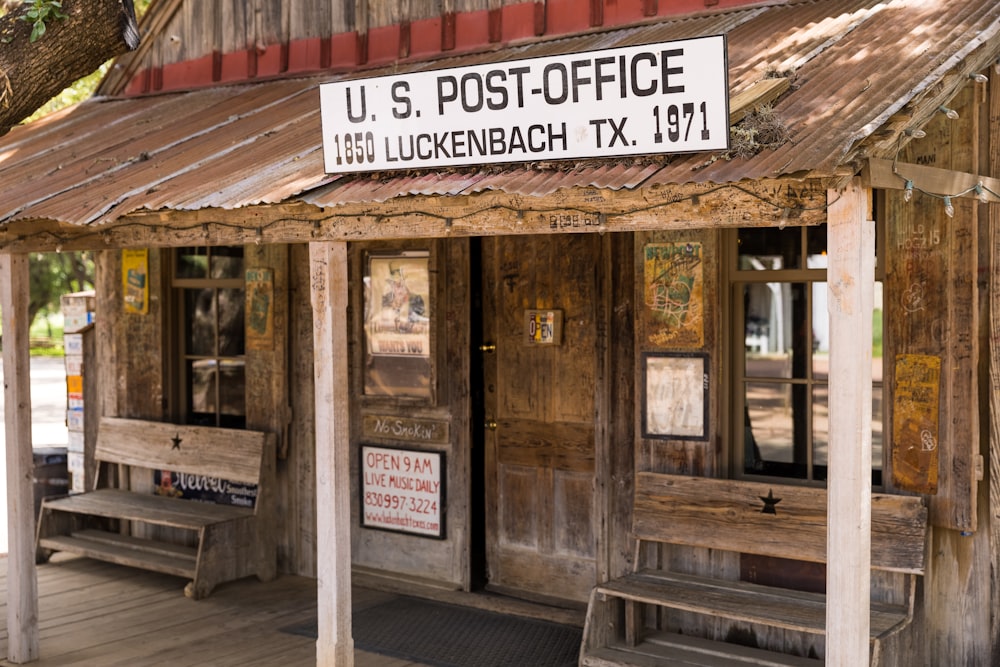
[320,35,728,173]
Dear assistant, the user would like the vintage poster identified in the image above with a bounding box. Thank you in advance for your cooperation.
[643,352,708,440]
[122,248,149,315]
[365,253,430,357]
[643,242,704,348]
[245,268,274,351]
[892,353,941,494]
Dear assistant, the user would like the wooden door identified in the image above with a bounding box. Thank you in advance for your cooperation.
[481,234,599,603]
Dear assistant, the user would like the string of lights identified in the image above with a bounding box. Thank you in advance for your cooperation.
[891,68,997,218]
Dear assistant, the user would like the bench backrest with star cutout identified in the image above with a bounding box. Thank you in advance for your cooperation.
[95,416,270,487]
[632,471,927,574]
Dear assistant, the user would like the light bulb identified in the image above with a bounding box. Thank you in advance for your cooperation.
[903,180,914,203]
[943,196,955,218]
[939,105,959,120]
[970,73,989,84]
[777,207,790,230]
[976,183,989,204]
[904,128,926,139]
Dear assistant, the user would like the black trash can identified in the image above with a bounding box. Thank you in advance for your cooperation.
[33,447,69,520]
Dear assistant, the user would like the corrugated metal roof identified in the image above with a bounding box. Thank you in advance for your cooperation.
[1,0,998,229]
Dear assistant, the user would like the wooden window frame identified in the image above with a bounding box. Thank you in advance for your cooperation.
[726,222,886,486]
[170,246,247,428]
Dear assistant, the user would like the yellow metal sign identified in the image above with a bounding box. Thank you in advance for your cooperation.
[122,249,149,315]
[892,353,941,494]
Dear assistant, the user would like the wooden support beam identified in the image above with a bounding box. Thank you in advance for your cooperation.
[309,241,353,667]
[729,78,790,125]
[0,253,40,664]
[864,157,1000,202]
[0,177,830,253]
[825,179,873,666]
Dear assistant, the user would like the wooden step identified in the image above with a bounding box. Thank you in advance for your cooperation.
[39,530,197,579]
[582,632,822,667]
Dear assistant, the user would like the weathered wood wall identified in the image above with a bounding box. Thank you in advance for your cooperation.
[97,249,165,423]
[95,245,317,574]
[285,243,318,575]
[989,59,1000,667]
[347,239,471,588]
[634,228,720,477]
[883,80,989,665]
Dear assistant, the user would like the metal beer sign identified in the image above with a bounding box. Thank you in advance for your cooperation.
[320,35,729,173]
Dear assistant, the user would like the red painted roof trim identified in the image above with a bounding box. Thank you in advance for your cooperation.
[123,0,771,95]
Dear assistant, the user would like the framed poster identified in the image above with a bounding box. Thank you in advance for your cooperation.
[360,445,445,539]
[245,268,274,351]
[643,352,708,440]
[363,251,432,399]
[643,242,704,348]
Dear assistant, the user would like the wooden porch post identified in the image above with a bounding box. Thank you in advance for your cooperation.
[309,241,354,666]
[825,179,873,665]
[0,253,40,663]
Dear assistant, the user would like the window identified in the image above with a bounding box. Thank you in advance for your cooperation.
[730,225,883,485]
[173,247,246,428]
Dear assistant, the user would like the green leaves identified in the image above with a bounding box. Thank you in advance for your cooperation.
[21,0,66,42]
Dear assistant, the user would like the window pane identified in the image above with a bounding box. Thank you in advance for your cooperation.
[744,283,809,379]
[812,386,828,472]
[219,360,245,417]
[745,380,812,479]
[211,247,244,279]
[812,281,828,380]
[872,384,884,472]
[872,284,884,473]
[744,382,794,468]
[813,385,882,478]
[806,225,827,262]
[188,359,217,420]
[217,288,245,356]
[185,289,216,356]
[177,247,209,279]
[738,227,802,270]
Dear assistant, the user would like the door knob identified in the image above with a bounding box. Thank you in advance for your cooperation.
[479,343,496,353]
[485,419,498,431]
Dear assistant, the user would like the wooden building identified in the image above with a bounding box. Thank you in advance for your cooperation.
[2,0,1000,665]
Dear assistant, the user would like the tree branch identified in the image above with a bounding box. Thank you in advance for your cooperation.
[0,0,139,137]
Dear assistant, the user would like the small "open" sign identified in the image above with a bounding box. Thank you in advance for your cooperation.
[524,309,563,346]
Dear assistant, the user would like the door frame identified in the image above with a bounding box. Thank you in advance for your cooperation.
[470,232,634,600]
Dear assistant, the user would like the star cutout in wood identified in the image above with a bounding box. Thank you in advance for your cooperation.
[171,433,182,450]
[759,489,781,515]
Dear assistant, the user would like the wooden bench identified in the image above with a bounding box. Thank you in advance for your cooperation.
[36,417,277,599]
[581,472,928,666]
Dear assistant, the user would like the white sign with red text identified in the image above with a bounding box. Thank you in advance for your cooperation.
[361,445,444,538]
[320,35,728,172]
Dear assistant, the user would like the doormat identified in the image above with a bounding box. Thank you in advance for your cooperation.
[282,595,581,667]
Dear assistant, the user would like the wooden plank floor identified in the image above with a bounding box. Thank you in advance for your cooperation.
[0,553,428,666]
